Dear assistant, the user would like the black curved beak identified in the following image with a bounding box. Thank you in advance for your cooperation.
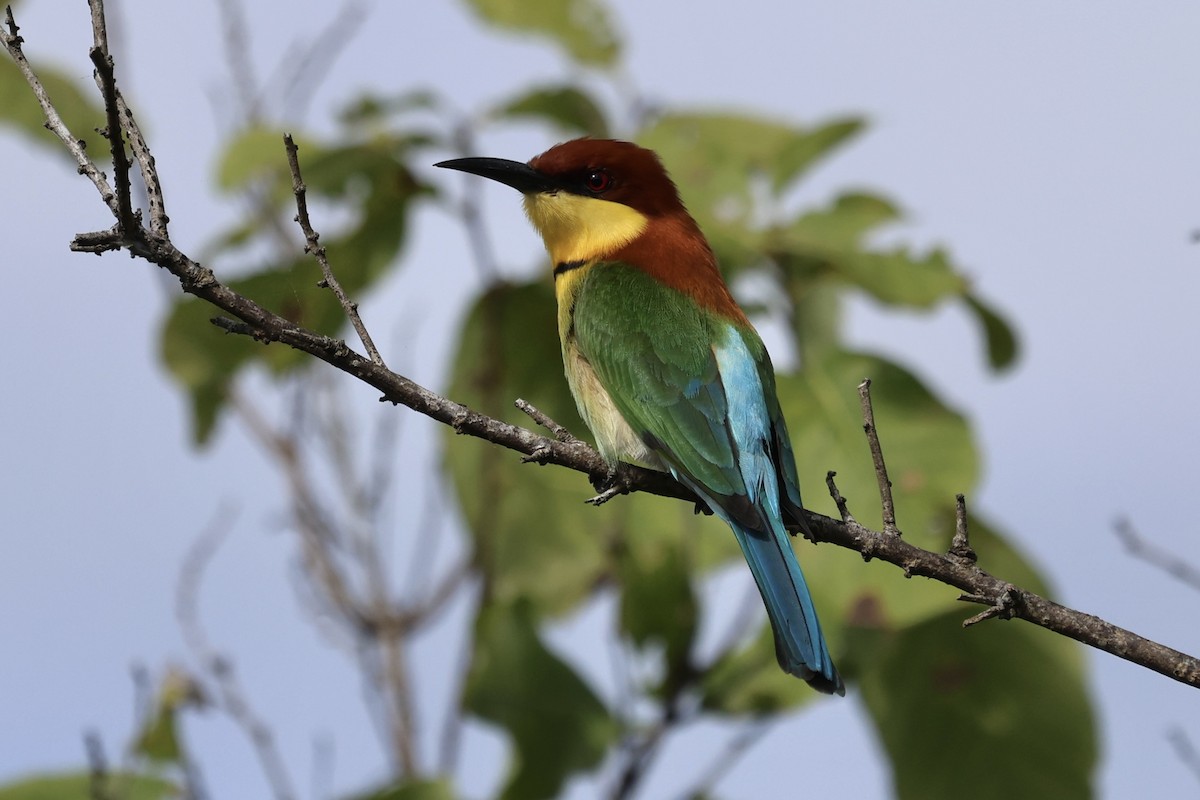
[434,157,561,194]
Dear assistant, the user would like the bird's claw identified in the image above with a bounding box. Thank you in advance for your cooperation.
[586,463,629,506]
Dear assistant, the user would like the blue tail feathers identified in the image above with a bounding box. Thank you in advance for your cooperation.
[730,519,844,696]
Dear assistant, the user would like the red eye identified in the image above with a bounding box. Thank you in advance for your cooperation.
[585,170,611,192]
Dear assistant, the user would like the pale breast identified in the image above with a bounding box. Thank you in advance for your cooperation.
[561,338,657,466]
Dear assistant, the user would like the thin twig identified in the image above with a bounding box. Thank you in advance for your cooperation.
[229,390,364,633]
[515,397,579,443]
[825,470,856,525]
[176,505,299,800]
[1115,517,1200,592]
[0,6,118,216]
[609,687,691,800]
[949,493,977,563]
[84,731,112,800]
[284,133,386,367]
[1168,726,1200,786]
[516,397,580,463]
[450,122,500,282]
[87,2,136,234]
[960,584,1018,627]
[115,91,168,234]
[858,378,899,536]
[214,0,261,122]
[277,0,369,122]
[675,720,773,800]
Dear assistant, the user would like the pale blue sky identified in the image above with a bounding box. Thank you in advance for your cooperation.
[3,1,1200,797]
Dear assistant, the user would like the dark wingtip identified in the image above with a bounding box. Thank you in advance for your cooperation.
[808,668,846,697]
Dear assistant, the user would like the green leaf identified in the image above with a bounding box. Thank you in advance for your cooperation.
[771,350,978,633]
[618,534,697,692]
[770,117,865,192]
[338,90,440,126]
[0,772,176,800]
[164,135,430,444]
[775,194,967,309]
[492,85,609,137]
[0,57,106,157]
[132,667,205,764]
[859,610,1096,799]
[783,192,901,251]
[444,280,738,617]
[638,112,866,275]
[964,292,1020,371]
[837,247,965,308]
[462,0,620,67]
[133,707,182,763]
[465,599,617,800]
[784,349,978,547]
[215,126,301,193]
[341,778,456,800]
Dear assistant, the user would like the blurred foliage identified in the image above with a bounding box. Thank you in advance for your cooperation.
[0,60,106,158]
[131,667,207,765]
[463,0,620,66]
[345,778,458,800]
[466,599,618,799]
[161,126,433,443]
[0,773,175,800]
[0,0,1095,799]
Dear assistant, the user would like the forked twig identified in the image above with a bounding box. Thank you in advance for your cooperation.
[284,133,386,367]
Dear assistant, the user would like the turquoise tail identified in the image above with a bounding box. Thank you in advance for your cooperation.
[730,518,844,695]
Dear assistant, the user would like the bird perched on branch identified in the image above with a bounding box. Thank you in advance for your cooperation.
[437,139,843,695]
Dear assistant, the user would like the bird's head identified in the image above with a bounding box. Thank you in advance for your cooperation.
[436,138,689,265]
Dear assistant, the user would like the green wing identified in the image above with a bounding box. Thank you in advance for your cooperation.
[573,262,790,521]
[574,262,837,691]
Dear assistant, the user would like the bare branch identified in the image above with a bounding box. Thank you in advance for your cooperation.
[1168,726,1200,786]
[176,505,299,800]
[1115,517,1200,592]
[0,6,118,216]
[277,0,369,121]
[448,122,501,281]
[515,397,580,444]
[284,133,386,367]
[825,470,857,526]
[858,378,899,536]
[214,0,261,122]
[116,90,168,234]
[9,0,1200,695]
[87,4,136,234]
[84,731,112,800]
[949,493,978,563]
[675,720,773,800]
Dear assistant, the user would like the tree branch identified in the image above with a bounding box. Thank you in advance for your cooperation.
[0,6,118,217]
[283,133,386,367]
[7,0,1200,694]
[858,378,899,536]
[1115,516,1200,593]
[176,505,299,800]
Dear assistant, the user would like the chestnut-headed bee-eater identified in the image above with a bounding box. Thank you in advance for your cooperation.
[437,139,843,695]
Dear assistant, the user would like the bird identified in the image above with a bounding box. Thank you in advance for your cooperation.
[436,139,844,695]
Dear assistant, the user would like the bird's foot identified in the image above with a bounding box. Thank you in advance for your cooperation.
[586,462,632,506]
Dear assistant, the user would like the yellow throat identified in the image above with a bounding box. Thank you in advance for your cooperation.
[522,192,648,266]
